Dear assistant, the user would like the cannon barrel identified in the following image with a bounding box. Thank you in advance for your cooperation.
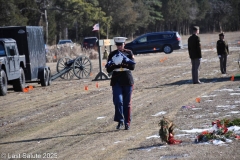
[51,56,92,81]
[65,59,75,67]
[51,67,72,81]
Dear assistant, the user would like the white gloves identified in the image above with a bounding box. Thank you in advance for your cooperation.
[112,54,123,65]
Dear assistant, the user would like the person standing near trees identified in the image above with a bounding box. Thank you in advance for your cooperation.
[103,46,109,60]
[216,32,229,74]
[105,37,136,130]
[188,26,202,84]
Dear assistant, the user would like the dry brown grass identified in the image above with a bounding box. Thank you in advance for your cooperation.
[46,44,99,63]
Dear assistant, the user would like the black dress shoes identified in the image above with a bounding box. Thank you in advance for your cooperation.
[125,124,130,130]
[193,82,201,84]
[193,81,203,84]
[116,122,124,129]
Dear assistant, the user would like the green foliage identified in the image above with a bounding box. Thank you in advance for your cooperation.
[16,0,40,25]
[0,0,28,26]
[227,118,240,127]
[159,117,175,143]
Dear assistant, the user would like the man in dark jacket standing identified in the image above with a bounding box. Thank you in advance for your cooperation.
[188,26,202,84]
[217,33,229,74]
[105,37,135,130]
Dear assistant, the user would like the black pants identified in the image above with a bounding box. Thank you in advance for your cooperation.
[191,58,201,83]
[219,54,227,74]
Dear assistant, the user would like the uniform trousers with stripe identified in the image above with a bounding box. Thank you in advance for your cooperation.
[112,82,133,126]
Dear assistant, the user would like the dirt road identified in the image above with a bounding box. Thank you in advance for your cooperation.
[1,47,240,160]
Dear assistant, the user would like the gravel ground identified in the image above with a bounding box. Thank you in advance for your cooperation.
[0,34,240,160]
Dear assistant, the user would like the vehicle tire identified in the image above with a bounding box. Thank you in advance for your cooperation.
[13,67,26,92]
[163,45,173,54]
[40,68,49,86]
[0,69,8,96]
[47,68,52,86]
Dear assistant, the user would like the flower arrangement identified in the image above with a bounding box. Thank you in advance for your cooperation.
[195,118,240,143]
[159,117,182,144]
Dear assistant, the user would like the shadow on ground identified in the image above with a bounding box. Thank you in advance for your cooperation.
[0,130,118,145]
[163,76,240,86]
[128,143,165,151]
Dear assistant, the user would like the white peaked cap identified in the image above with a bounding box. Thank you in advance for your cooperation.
[113,37,127,43]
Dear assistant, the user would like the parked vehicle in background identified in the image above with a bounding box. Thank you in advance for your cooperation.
[82,37,98,50]
[0,26,51,96]
[57,39,74,49]
[124,31,182,54]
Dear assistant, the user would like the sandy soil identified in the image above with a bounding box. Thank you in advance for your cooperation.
[0,33,240,160]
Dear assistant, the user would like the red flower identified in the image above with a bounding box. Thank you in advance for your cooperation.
[202,130,209,135]
[223,128,228,134]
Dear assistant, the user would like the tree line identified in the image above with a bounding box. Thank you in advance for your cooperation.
[0,0,239,45]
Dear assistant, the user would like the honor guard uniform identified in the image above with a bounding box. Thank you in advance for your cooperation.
[103,47,109,59]
[105,37,136,130]
[216,33,229,74]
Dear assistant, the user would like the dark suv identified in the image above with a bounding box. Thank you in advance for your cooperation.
[124,31,182,54]
[82,37,98,50]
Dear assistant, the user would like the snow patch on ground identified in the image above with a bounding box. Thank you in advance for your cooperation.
[202,95,217,97]
[97,116,106,119]
[192,108,202,110]
[230,93,240,96]
[216,89,234,92]
[228,126,240,132]
[229,111,240,114]
[205,100,213,102]
[160,154,189,159]
[216,105,236,109]
[139,145,167,152]
[175,134,191,137]
[181,128,210,133]
[146,135,159,139]
[151,111,167,116]
[114,141,123,144]
[201,139,233,146]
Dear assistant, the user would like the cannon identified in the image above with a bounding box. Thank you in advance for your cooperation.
[51,55,92,81]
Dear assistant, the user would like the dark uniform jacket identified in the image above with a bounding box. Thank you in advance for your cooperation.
[188,34,202,59]
[106,49,135,86]
[216,40,229,55]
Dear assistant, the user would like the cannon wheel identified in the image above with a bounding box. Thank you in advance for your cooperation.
[56,57,75,80]
[73,56,92,79]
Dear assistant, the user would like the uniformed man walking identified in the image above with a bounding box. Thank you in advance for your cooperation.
[103,47,109,59]
[188,26,202,84]
[105,37,135,130]
[216,32,229,74]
